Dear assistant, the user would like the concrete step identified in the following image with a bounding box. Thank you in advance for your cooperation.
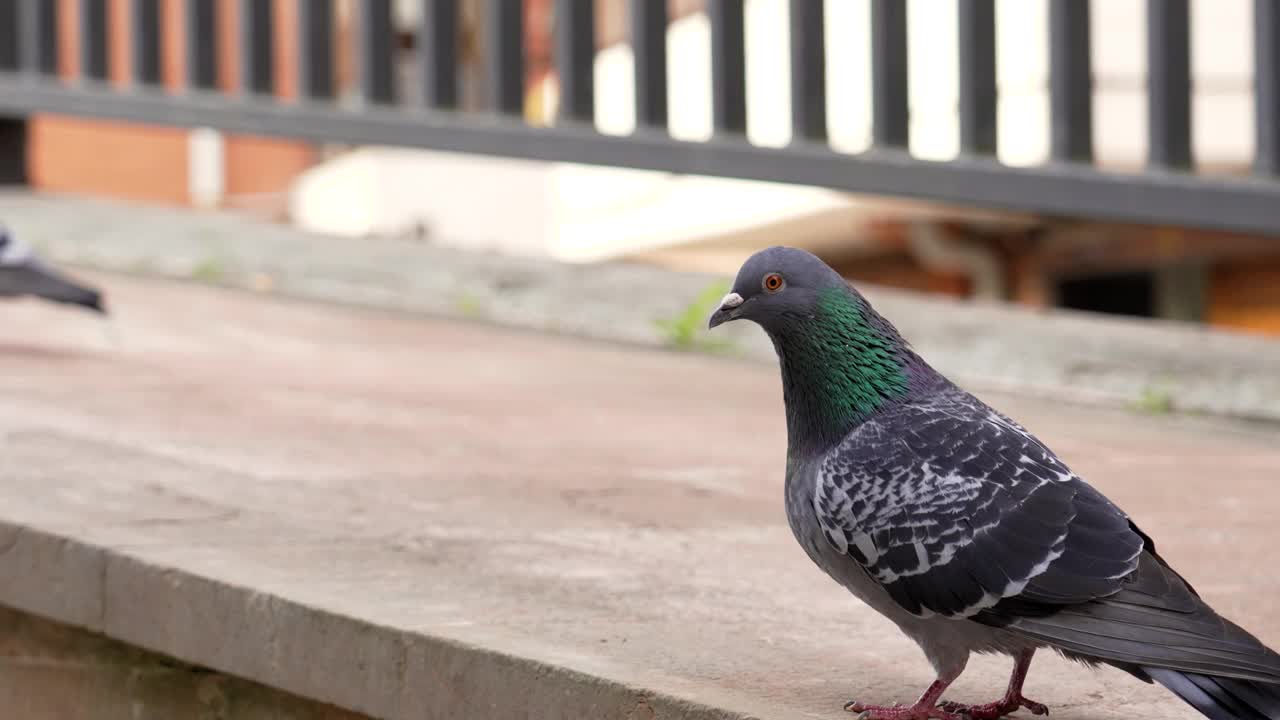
[2,272,1277,719]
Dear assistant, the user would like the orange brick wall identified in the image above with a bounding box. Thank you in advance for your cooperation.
[1207,262,1280,336]
[27,0,316,208]
[28,115,191,204]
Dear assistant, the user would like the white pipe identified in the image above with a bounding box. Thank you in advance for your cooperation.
[188,127,225,210]
[907,221,1006,300]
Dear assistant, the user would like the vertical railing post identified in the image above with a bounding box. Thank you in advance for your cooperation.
[186,0,218,90]
[0,0,25,181]
[555,0,594,123]
[789,0,826,142]
[958,0,997,154]
[16,0,59,76]
[631,0,668,131]
[35,0,57,74]
[0,118,26,184]
[420,0,458,109]
[1049,0,1092,162]
[297,0,334,99]
[709,0,746,135]
[360,0,396,103]
[133,0,162,86]
[1148,0,1191,169]
[0,0,18,71]
[487,0,523,115]
[1256,0,1280,175]
[870,0,909,148]
[240,0,275,95]
[80,0,109,81]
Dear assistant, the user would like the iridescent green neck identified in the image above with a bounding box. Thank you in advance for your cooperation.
[772,287,913,456]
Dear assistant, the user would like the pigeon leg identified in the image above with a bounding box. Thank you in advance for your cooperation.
[937,650,1049,719]
[844,677,967,720]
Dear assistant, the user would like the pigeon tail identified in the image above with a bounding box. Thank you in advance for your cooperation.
[37,275,105,314]
[1147,668,1280,720]
[0,263,107,314]
[46,280,105,313]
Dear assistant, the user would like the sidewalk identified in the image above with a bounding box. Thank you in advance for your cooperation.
[5,190,1280,424]
[2,271,1278,719]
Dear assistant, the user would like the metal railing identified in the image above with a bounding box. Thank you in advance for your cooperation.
[0,0,1279,236]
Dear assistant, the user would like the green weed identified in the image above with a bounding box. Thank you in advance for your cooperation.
[654,280,738,354]
[1131,384,1175,415]
[190,257,226,283]
[455,292,486,319]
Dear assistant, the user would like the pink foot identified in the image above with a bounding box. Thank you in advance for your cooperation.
[937,695,1050,719]
[842,700,966,720]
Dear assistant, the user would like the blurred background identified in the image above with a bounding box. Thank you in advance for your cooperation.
[2,0,1279,334]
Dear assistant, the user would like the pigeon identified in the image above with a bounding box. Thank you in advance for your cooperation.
[0,226,106,314]
[708,246,1280,720]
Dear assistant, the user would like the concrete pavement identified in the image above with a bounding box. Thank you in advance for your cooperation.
[5,190,1280,424]
[2,271,1279,719]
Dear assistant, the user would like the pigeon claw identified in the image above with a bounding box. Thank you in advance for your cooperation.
[937,695,1049,720]
[842,700,966,720]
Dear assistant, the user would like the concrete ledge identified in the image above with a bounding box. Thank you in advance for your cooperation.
[4,266,1279,719]
[0,524,739,720]
[2,190,1280,422]
[0,606,371,720]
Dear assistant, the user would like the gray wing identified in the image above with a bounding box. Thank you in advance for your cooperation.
[816,390,1280,685]
[813,391,1143,619]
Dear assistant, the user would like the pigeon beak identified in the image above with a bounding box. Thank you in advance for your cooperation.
[84,291,108,315]
[708,292,745,329]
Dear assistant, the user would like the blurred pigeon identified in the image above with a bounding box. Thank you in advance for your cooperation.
[709,246,1280,720]
[0,226,106,314]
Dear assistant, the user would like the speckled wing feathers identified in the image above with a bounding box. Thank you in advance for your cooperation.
[813,390,1143,619]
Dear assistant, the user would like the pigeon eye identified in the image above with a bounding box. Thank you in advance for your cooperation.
[763,273,785,293]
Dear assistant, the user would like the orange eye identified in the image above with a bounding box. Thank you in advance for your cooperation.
[763,273,785,293]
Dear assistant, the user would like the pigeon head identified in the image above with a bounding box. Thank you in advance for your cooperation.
[0,227,36,268]
[710,246,938,454]
[707,246,851,332]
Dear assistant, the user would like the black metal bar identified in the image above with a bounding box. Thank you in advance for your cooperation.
[80,0,108,81]
[630,0,667,130]
[555,0,594,123]
[133,0,162,86]
[0,117,25,184]
[1048,0,1092,162]
[487,0,523,115]
[870,0,908,148]
[958,0,997,154]
[5,78,1280,237]
[240,0,274,94]
[360,0,395,103]
[11,0,57,75]
[420,0,458,108]
[297,0,333,99]
[186,0,218,90]
[0,0,18,71]
[1256,0,1280,175]
[36,0,57,74]
[709,0,746,135]
[15,0,39,73]
[1147,0,1191,169]
[789,0,826,142]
